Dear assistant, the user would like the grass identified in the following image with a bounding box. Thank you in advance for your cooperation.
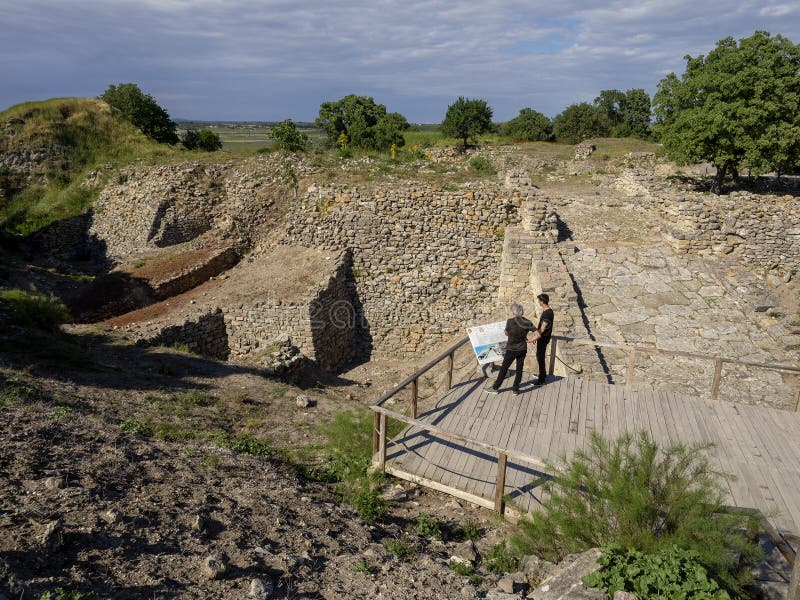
[383,537,418,560]
[0,375,43,409]
[0,287,71,331]
[413,512,443,539]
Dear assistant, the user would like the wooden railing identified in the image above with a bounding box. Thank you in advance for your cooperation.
[371,333,800,514]
[547,334,800,411]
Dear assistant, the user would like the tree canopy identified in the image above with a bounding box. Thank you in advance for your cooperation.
[181,129,222,152]
[501,108,553,141]
[100,83,179,145]
[440,97,493,149]
[553,103,612,144]
[653,31,800,192]
[315,95,408,151]
[594,88,651,138]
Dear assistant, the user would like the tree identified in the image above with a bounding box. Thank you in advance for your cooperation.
[316,94,408,151]
[553,102,612,144]
[594,89,651,138]
[181,129,222,151]
[440,97,493,149]
[501,108,553,141]
[653,31,800,193]
[269,119,310,152]
[100,83,178,144]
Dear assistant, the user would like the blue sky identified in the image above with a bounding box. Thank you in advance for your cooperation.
[2,1,798,122]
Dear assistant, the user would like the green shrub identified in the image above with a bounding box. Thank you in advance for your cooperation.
[458,519,480,541]
[0,288,70,331]
[352,560,375,574]
[468,156,496,176]
[270,119,310,152]
[583,545,731,599]
[214,433,273,458]
[351,480,389,523]
[510,431,761,595]
[383,537,418,560]
[119,418,153,437]
[449,561,475,576]
[413,512,442,539]
[486,542,519,574]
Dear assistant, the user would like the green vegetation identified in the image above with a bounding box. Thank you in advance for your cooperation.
[501,108,553,141]
[509,431,761,596]
[0,97,175,234]
[383,537,418,560]
[485,542,520,574]
[440,97,494,149]
[467,156,496,176]
[653,31,800,192]
[0,376,43,409]
[316,94,409,151]
[449,560,476,577]
[269,119,310,152]
[40,589,96,600]
[48,406,73,420]
[119,417,153,437]
[594,89,651,139]
[413,512,443,539]
[180,129,223,152]
[351,479,389,523]
[352,560,376,574]
[553,102,612,144]
[0,287,70,331]
[100,83,178,144]
[457,519,480,542]
[583,545,731,599]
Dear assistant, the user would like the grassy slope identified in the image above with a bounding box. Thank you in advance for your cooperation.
[0,98,178,235]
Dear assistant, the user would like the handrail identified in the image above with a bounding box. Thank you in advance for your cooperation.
[375,336,470,406]
[550,335,800,374]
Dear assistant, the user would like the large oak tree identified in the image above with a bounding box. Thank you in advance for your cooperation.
[653,31,800,193]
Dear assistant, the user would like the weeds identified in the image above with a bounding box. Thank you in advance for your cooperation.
[40,589,96,600]
[383,537,418,560]
[351,479,389,523]
[0,376,43,408]
[352,560,376,575]
[48,406,73,420]
[119,418,153,437]
[413,512,442,539]
[468,156,496,176]
[0,287,70,331]
[485,542,519,574]
[458,519,481,541]
[449,560,475,577]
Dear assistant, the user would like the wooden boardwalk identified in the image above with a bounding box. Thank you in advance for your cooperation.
[383,374,800,535]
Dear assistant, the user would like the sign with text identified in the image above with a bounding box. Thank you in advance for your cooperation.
[467,321,507,364]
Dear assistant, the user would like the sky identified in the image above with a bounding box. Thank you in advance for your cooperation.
[1,1,799,123]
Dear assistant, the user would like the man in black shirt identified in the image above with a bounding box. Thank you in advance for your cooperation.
[531,293,554,385]
[487,303,535,395]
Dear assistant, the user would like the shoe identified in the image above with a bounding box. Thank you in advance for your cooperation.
[486,386,499,394]
[534,379,545,386]
[512,389,522,396]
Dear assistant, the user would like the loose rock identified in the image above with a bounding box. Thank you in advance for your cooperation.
[202,554,226,579]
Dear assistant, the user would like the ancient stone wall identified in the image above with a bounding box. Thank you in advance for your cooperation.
[281,183,524,357]
[27,214,92,261]
[616,169,800,279]
[122,250,355,372]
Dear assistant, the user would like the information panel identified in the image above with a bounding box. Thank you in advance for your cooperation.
[467,320,507,365]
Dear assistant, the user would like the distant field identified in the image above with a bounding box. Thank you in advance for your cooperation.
[175,121,324,152]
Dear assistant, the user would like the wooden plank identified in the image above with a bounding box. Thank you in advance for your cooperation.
[385,464,495,511]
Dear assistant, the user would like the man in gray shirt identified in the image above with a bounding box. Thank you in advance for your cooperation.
[487,303,535,395]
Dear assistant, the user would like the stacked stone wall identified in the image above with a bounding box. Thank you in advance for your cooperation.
[615,169,800,278]
[282,184,523,357]
[27,214,92,261]
[123,250,355,372]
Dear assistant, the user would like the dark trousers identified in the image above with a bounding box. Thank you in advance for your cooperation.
[492,348,526,391]
[536,337,550,382]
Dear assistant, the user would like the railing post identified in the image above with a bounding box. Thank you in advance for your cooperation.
[495,451,508,514]
[446,351,454,390]
[378,413,387,472]
[411,378,418,419]
[372,411,380,455]
[548,338,558,376]
[711,359,723,401]
[625,349,636,386]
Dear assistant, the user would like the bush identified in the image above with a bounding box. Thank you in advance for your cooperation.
[509,431,761,595]
[0,287,70,331]
[351,480,389,523]
[583,545,731,599]
[383,537,418,560]
[269,119,309,152]
[553,102,612,144]
[502,108,553,141]
[100,83,178,144]
[468,156,496,176]
[414,513,442,539]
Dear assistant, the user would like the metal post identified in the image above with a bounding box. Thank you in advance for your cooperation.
[625,349,636,386]
[446,351,454,390]
[411,378,418,419]
[378,414,387,471]
[548,338,558,376]
[495,452,508,514]
[711,360,723,401]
